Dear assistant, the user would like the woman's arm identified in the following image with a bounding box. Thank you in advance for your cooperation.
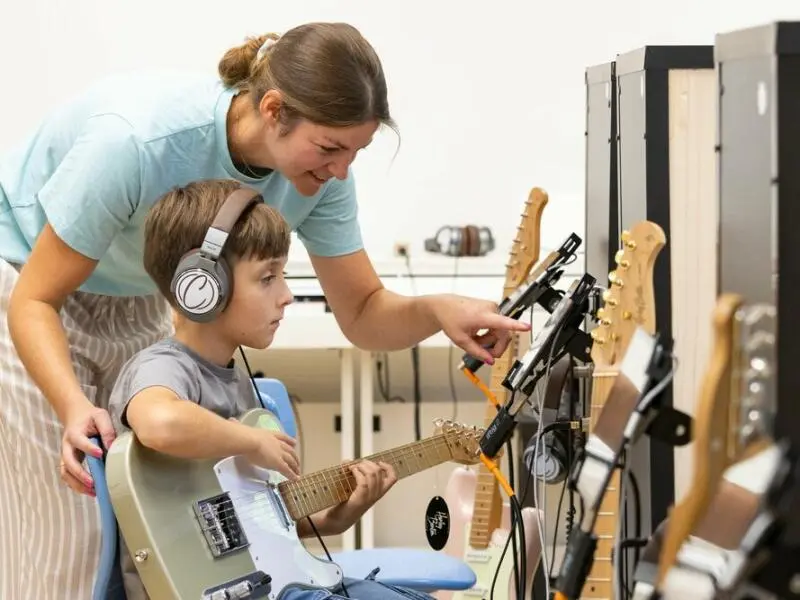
[309,251,529,361]
[310,250,439,350]
[8,225,100,426]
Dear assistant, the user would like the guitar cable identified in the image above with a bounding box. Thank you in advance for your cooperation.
[239,346,353,599]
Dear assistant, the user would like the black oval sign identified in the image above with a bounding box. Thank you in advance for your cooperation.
[424,495,450,551]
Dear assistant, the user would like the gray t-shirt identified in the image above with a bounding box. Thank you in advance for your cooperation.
[108,337,259,434]
[108,337,262,600]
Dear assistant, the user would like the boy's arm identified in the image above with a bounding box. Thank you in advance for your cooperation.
[125,386,266,459]
[295,509,343,538]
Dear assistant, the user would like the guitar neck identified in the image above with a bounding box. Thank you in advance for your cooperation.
[582,366,621,600]
[468,334,518,548]
[279,434,455,521]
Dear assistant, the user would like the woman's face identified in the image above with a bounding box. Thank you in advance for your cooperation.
[271,118,378,196]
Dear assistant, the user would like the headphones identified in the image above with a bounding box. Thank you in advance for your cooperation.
[170,186,262,323]
[522,357,578,485]
[424,225,495,258]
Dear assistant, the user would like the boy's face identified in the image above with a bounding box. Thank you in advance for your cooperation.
[216,255,293,349]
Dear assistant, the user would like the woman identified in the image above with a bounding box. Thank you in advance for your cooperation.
[0,21,527,600]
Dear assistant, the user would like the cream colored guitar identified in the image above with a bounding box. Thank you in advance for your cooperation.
[650,295,778,600]
[439,187,549,600]
[554,220,666,600]
[107,409,484,600]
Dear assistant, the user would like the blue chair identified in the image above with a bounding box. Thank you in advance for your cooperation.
[86,378,475,599]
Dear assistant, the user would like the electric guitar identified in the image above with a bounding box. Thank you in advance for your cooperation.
[439,186,549,600]
[651,295,778,599]
[107,409,484,600]
[558,220,666,600]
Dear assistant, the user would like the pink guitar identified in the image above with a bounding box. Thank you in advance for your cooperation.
[437,188,548,600]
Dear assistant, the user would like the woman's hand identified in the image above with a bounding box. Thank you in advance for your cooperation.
[430,294,531,363]
[60,403,116,496]
[325,460,397,533]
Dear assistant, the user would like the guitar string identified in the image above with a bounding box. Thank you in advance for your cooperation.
[196,440,456,532]
[199,437,465,524]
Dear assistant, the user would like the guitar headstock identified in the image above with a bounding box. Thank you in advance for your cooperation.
[656,294,777,587]
[590,220,666,368]
[504,187,548,291]
[433,419,484,465]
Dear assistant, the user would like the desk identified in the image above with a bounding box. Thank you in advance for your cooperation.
[247,260,583,550]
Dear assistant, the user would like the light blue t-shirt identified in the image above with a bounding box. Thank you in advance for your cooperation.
[0,71,363,297]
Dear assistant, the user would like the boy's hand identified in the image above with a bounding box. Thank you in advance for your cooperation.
[325,460,397,531]
[246,431,300,480]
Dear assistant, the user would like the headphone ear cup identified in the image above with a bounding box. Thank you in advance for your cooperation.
[171,249,226,322]
[524,428,570,485]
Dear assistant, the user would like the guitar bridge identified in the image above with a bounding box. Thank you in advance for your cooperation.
[194,492,250,558]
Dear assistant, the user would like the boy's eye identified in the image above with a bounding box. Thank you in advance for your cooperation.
[318,145,338,154]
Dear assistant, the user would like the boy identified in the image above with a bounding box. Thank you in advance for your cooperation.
[107,179,432,600]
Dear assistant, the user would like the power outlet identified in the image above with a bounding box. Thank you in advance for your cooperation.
[393,242,410,257]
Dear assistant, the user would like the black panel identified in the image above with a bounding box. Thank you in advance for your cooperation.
[584,61,619,287]
[716,22,800,547]
[615,45,714,530]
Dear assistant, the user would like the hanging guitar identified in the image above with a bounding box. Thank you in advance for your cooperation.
[644,295,779,600]
[107,410,484,600]
[438,186,550,600]
[553,220,667,600]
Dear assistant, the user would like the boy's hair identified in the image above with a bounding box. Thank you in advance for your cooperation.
[144,179,291,306]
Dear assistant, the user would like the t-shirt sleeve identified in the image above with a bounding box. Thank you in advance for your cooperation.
[295,169,364,257]
[109,351,199,430]
[37,113,142,261]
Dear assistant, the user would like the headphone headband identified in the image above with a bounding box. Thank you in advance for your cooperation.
[171,185,263,322]
[200,187,263,260]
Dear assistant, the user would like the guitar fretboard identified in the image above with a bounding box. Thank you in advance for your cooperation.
[582,367,620,600]
[468,334,517,550]
[278,435,454,521]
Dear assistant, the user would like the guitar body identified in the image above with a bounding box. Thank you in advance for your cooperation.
[437,467,543,600]
[106,408,342,600]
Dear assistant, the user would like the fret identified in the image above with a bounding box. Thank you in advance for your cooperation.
[280,435,465,521]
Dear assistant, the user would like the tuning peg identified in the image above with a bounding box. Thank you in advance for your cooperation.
[600,317,612,327]
[596,307,606,319]
[602,289,618,306]
[622,310,632,320]
[614,249,630,269]
[590,329,605,344]
[609,271,624,288]
[621,230,636,250]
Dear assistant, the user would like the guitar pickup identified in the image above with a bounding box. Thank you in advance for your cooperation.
[193,492,250,558]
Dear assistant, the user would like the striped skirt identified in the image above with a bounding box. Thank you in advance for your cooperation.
[0,258,172,600]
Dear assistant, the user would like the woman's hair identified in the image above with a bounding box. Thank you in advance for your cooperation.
[144,179,291,306]
[218,22,394,132]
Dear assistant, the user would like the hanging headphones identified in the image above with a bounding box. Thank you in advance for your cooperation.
[424,225,495,258]
[522,357,578,486]
[170,186,262,323]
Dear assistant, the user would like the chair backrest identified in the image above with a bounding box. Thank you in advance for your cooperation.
[252,377,297,438]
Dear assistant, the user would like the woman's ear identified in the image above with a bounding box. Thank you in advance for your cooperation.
[259,90,283,125]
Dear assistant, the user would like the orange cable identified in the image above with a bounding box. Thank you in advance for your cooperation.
[460,367,501,408]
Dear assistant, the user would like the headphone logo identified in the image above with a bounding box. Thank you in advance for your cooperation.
[175,269,220,315]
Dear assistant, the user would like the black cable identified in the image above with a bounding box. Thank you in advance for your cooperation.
[307,516,350,598]
[238,347,351,598]
[376,354,406,403]
[399,251,423,442]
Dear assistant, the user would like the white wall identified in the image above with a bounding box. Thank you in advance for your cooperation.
[1,0,797,266]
